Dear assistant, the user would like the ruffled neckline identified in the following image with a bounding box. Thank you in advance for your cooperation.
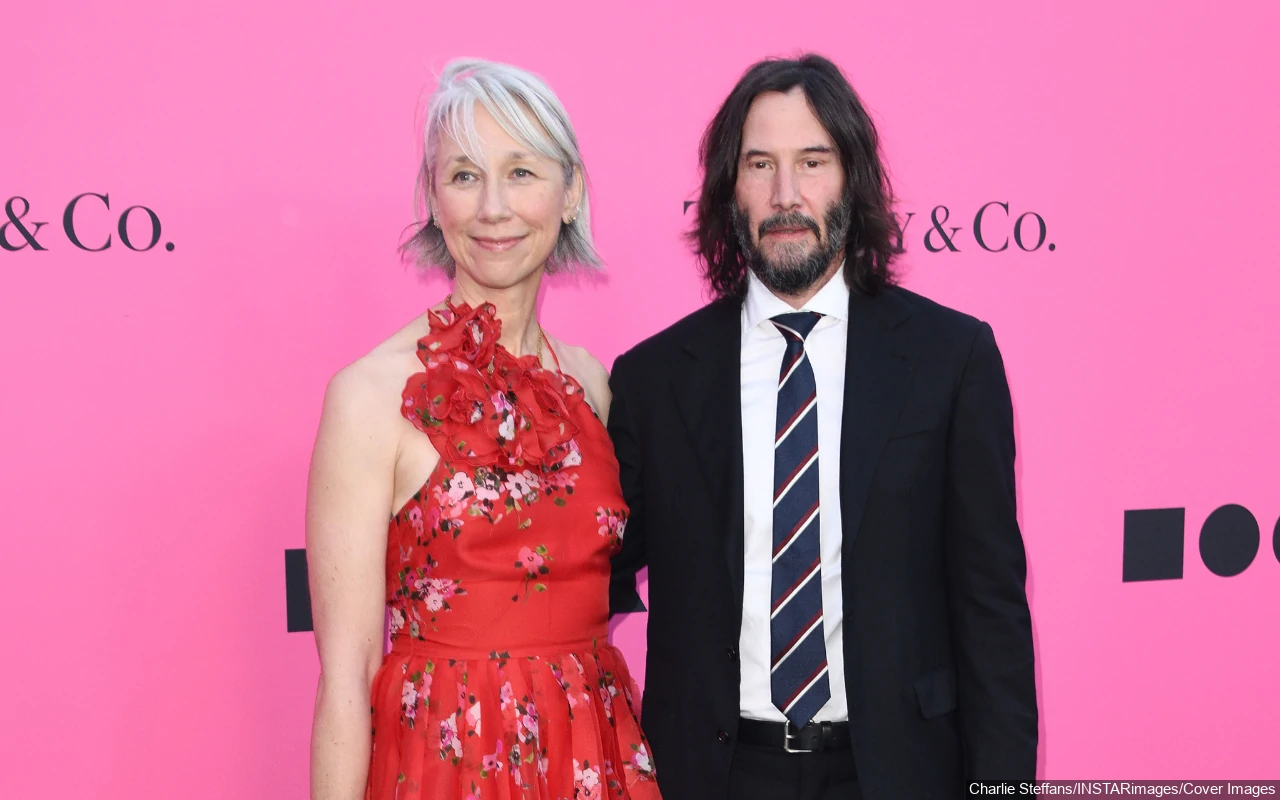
[400,300,588,472]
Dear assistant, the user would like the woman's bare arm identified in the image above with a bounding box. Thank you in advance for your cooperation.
[306,363,396,800]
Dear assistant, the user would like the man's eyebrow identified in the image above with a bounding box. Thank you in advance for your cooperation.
[740,146,835,159]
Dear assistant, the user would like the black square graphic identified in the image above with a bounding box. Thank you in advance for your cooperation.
[1123,508,1185,582]
[285,548,313,632]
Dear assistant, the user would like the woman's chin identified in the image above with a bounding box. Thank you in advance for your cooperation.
[457,260,546,292]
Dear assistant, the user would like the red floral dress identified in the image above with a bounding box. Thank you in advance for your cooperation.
[366,301,659,800]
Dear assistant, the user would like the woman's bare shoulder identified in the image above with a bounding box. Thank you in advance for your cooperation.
[546,335,612,420]
[321,313,434,428]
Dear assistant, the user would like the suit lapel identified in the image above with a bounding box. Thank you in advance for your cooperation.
[670,299,746,619]
[840,288,919,556]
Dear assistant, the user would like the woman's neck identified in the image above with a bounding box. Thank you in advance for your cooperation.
[449,273,544,359]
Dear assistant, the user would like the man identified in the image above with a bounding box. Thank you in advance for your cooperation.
[607,54,1037,799]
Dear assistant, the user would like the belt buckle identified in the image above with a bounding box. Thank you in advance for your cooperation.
[782,720,807,754]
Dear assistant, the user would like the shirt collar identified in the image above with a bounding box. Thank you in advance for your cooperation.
[743,263,851,332]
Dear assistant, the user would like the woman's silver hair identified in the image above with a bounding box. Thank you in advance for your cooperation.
[402,58,602,274]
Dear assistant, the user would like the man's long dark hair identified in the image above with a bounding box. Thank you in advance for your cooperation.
[688,54,901,300]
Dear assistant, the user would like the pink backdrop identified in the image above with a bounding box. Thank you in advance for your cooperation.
[3,1,1278,796]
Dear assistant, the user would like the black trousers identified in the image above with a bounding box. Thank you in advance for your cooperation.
[727,740,861,800]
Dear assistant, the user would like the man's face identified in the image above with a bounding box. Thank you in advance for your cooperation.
[733,87,848,296]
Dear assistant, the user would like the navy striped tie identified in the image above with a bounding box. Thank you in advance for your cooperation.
[769,311,829,728]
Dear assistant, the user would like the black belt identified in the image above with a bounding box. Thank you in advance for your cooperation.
[737,717,852,753]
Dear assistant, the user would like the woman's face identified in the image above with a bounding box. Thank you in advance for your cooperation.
[430,107,581,291]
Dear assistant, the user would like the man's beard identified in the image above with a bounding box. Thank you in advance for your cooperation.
[732,198,850,296]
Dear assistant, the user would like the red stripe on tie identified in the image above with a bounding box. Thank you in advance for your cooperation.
[774,444,818,501]
[779,348,804,380]
[772,608,823,668]
[773,499,820,557]
[783,659,829,709]
[771,556,820,614]
[775,392,816,442]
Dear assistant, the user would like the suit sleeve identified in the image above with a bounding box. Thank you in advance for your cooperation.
[943,322,1038,780]
[607,350,648,615]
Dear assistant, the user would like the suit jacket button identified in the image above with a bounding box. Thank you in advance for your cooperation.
[717,730,731,744]
[726,647,738,660]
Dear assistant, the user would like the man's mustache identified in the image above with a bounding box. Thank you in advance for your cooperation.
[758,212,820,239]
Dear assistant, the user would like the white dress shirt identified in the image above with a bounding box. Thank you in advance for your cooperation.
[739,268,849,722]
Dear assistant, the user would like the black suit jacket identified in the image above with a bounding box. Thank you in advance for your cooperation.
[607,285,1037,799]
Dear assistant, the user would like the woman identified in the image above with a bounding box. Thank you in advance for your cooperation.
[305,59,658,800]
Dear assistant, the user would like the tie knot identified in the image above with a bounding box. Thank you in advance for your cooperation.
[771,311,823,342]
